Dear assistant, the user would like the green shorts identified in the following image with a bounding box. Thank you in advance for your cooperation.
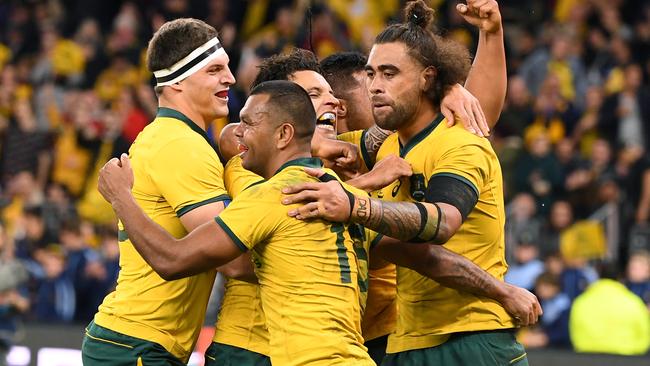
[204,342,271,366]
[365,334,389,365]
[81,321,185,366]
[382,330,528,366]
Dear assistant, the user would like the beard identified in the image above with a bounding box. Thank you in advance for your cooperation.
[373,100,418,131]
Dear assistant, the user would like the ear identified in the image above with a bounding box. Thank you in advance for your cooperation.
[420,66,437,92]
[276,123,295,150]
[337,99,348,119]
[168,81,183,92]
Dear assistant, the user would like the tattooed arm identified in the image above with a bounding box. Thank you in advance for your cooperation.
[350,196,461,244]
[283,178,463,244]
[373,237,542,326]
[362,125,393,166]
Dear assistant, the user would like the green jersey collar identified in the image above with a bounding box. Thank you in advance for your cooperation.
[274,157,323,176]
[156,107,225,162]
[399,114,445,158]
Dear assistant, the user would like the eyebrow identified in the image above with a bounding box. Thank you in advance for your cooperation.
[377,64,399,73]
[306,87,323,93]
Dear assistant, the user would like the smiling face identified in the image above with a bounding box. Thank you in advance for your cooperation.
[235,94,277,176]
[365,42,424,131]
[289,70,339,140]
[181,51,236,122]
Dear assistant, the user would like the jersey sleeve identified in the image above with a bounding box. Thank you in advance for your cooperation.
[214,184,279,251]
[429,143,491,197]
[224,156,265,198]
[337,129,371,173]
[148,137,230,217]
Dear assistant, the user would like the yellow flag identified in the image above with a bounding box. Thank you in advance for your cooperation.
[560,220,607,260]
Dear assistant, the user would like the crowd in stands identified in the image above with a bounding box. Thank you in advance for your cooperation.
[1,0,649,356]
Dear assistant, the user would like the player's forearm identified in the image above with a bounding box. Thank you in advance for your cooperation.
[416,245,509,302]
[217,253,258,283]
[345,172,380,193]
[464,28,506,127]
[351,196,451,243]
[111,195,197,279]
[363,125,392,164]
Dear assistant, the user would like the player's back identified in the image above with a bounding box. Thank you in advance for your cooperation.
[216,158,374,366]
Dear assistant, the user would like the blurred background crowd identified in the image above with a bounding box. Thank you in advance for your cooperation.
[1,0,650,359]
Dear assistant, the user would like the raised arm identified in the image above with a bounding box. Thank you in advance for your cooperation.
[98,154,245,280]
[459,0,506,127]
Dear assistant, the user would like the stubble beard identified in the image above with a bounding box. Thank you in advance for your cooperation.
[373,101,417,132]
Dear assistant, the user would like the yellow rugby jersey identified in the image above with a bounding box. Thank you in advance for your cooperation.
[95,107,229,362]
[215,157,374,366]
[337,129,372,173]
[214,155,269,355]
[338,131,399,342]
[375,114,515,354]
[361,263,397,341]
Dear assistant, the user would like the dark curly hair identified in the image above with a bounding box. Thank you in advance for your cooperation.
[375,0,471,106]
[252,48,322,88]
[320,51,368,98]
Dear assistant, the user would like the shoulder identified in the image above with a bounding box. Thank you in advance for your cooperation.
[434,124,496,156]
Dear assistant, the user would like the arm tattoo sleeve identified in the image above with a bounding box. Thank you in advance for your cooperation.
[424,245,501,299]
[352,197,443,243]
[363,125,392,164]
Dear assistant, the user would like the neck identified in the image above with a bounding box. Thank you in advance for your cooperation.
[262,145,312,179]
[159,95,208,131]
[397,100,438,146]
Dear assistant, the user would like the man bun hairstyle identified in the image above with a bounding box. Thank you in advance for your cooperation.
[405,0,434,29]
[376,0,471,106]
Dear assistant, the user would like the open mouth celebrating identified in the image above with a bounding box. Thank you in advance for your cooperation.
[237,142,249,156]
[316,112,336,131]
[215,89,229,101]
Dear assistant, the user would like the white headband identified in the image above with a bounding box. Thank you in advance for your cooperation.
[153,37,226,86]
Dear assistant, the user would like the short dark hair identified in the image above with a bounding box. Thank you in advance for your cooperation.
[146,18,218,93]
[320,51,367,97]
[23,205,43,218]
[375,0,470,106]
[60,218,81,236]
[252,48,322,88]
[249,80,316,143]
[535,272,560,289]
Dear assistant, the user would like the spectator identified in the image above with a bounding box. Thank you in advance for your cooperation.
[561,255,599,302]
[496,76,535,138]
[32,245,75,323]
[624,250,650,306]
[570,263,650,355]
[505,239,545,291]
[505,192,543,262]
[571,86,604,159]
[519,31,587,107]
[59,218,102,322]
[520,272,571,349]
[598,63,650,152]
[14,205,57,261]
[514,130,563,213]
[0,223,29,364]
[564,138,616,217]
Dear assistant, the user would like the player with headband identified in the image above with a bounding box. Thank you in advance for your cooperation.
[82,18,240,365]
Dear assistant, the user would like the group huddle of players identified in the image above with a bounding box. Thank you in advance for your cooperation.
[82,1,543,366]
